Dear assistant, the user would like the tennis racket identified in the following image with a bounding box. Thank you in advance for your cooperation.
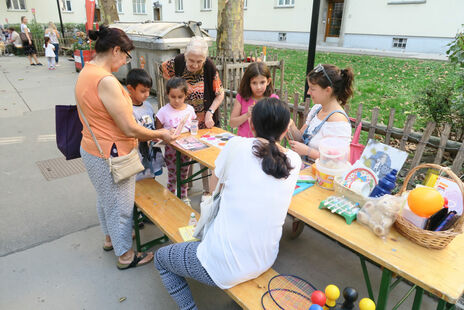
[262,274,318,310]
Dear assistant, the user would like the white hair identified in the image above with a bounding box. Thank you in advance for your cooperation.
[185,36,209,58]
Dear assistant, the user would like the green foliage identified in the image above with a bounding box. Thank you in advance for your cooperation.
[447,25,464,67]
[71,31,95,50]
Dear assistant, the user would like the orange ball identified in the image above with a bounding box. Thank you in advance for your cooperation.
[408,187,444,218]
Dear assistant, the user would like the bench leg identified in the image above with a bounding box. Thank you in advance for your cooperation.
[133,205,169,252]
[290,217,305,239]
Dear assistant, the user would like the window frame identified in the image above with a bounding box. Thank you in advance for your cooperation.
[201,0,211,11]
[6,0,26,11]
[275,0,294,8]
[244,0,247,9]
[117,0,123,13]
[61,0,72,12]
[132,0,146,14]
[175,0,184,12]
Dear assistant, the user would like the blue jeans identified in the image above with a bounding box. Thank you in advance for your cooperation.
[53,43,59,63]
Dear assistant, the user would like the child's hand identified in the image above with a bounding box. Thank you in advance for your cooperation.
[289,140,310,157]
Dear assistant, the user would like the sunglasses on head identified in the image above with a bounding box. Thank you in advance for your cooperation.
[313,64,333,87]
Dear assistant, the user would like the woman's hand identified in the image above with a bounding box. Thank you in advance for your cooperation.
[157,128,178,142]
[205,111,215,128]
[289,140,310,156]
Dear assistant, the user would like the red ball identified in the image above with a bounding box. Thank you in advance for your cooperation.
[311,290,326,306]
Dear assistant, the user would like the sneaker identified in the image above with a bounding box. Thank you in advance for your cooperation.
[182,198,192,207]
[30,63,36,66]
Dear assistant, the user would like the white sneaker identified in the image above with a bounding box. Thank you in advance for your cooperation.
[182,198,192,207]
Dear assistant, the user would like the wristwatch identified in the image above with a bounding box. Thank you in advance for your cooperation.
[207,108,215,114]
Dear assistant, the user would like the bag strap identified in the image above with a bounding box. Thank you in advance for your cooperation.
[75,98,106,159]
[308,108,350,140]
[352,122,362,144]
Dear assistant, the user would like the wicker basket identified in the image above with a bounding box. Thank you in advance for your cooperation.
[394,163,464,250]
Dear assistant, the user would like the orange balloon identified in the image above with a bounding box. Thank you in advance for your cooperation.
[408,187,444,218]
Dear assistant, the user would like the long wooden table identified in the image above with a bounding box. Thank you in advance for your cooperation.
[169,128,464,310]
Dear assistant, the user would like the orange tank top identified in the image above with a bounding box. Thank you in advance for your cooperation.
[75,63,136,158]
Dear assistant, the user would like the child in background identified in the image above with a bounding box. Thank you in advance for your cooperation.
[127,68,164,180]
[156,77,196,205]
[43,37,55,70]
[229,62,279,137]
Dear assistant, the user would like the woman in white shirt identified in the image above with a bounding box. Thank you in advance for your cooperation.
[20,16,41,66]
[288,64,354,160]
[45,22,60,65]
[154,98,301,310]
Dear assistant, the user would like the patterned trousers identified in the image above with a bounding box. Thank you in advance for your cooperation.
[164,145,189,198]
[155,242,216,310]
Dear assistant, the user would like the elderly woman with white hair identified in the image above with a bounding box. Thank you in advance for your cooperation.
[160,36,224,129]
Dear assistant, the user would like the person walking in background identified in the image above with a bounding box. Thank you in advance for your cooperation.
[45,22,60,65]
[20,16,41,66]
[43,37,55,70]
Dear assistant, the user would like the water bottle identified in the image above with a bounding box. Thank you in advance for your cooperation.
[188,212,197,227]
[369,169,398,198]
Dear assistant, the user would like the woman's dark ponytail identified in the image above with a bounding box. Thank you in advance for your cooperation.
[307,64,354,106]
[337,67,354,106]
[251,98,294,179]
[87,25,134,54]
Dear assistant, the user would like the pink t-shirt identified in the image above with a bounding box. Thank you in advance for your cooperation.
[156,104,196,132]
[236,93,280,138]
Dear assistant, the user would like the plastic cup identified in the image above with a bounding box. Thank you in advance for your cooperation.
[190,120,198,135]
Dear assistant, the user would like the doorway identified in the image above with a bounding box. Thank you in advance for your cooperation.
[324,0,344,41]
[153,8,160,20]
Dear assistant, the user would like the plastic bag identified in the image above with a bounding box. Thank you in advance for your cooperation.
[357,194,405,238]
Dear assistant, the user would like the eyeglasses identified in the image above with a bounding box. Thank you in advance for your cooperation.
[313,64,333,86]
[123,50,132,64]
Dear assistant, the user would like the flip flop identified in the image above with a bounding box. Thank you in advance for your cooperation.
[117,252,153,270]
[103,244,113,251]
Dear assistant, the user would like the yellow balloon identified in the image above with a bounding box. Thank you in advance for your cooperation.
[359,298,376,310]
[408,187,444,218]
[325,284,340,306]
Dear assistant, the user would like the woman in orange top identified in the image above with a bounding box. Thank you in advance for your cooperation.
[75,26,175,270]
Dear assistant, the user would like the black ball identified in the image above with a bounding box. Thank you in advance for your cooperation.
[343,287,358,302]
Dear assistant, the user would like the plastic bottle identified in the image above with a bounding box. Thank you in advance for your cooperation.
[188,212,197,227]
[369,169,398,198]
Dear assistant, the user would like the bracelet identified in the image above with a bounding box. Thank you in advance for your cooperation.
[207,108,214,114]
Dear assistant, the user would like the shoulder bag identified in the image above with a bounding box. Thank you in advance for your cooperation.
[193,139,239,240]
[76,101,144,183]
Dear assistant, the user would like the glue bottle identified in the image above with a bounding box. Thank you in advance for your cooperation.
[369,169,397,198]
[188,212,197,227]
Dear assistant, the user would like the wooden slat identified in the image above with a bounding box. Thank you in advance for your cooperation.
[367,107,379,141]
[434,123,452,164]
[304,98,311,120]
[385,108,396,145]
[293,93,299,123]
[355,104,363,128]
[451,137,464,174]
[400,114,417,151]
[410,121,436,169]
[279,59,285,96]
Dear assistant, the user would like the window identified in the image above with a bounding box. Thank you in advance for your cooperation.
[244,0,247,9]
[392,37,407,49]
[278,32,287,41]
[388,0,425,4]
[6,0,26,10]
[276,0,294,7]
[61,0,72,11]
[176,0,183,12]
[117,0,123,13]
[202,0,211,10]
[133,0,146,14]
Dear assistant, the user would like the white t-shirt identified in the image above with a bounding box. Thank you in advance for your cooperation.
[155,104,196,132]
[43,43,55,57]
[304,104,352,149]
[197,137,301,289]
[20,24,28,33]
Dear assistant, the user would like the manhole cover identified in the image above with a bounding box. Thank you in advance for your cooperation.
[36,157,86,181]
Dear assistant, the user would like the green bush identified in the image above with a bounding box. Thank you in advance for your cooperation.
[447,25,464,68]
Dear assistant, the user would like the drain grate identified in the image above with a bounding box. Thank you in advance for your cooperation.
[36,157,86,181]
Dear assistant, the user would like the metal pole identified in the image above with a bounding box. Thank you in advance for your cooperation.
[56,0,65,37]
[304,0,321,100]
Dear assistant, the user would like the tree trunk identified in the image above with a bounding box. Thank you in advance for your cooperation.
[99,0,119,25]
[216,0,244,59]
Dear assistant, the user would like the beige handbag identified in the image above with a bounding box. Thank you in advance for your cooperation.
[76,102,144,183]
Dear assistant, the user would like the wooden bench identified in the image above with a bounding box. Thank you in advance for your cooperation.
[133,178,279,310]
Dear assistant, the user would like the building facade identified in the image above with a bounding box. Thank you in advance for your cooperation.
[157,0,464,54]
[1,0,159,26]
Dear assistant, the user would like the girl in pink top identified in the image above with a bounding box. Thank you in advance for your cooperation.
[229,62,279,137]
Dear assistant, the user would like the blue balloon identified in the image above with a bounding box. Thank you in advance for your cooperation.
[309,305,323,310]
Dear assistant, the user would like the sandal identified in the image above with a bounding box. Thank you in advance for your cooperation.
[103,244,113,251]
[117,252,153,270]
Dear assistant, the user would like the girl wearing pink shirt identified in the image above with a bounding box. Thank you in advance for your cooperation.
[229,62,279,137]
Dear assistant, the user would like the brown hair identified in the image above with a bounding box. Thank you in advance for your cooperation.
[166,77,189,96]
[238,62,274,100]
[88,25,134,54]
[307,64,354,106]
[44,36,50,47]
